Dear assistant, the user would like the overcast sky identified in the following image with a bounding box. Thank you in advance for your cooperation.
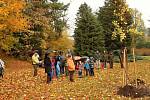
[59,0,150,35]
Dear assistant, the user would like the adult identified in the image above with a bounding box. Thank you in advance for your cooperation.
[59,51,65,75]
[95,51,101,69]
[103,50,108,69]
[32,51,40,76]
[44,53,52,83]
[67,54,75,82]
[89,57,94,76]
[108,51,114,68]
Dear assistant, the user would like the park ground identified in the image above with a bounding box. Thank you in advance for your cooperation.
[0,56,150,100]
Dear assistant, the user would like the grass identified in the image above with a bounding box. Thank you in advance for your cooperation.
[0,58,150,99]
[141,56,150,60]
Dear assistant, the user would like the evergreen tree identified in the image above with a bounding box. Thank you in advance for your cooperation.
[74,3,104,56]
[48,0,69,38]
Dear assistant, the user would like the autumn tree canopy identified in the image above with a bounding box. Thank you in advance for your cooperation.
[0,0,28,51]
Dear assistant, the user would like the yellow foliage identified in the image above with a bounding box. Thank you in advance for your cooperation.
[0,0,28,32]
[112,1,131,42]
[0,0,28,50]
[49,29,74,51]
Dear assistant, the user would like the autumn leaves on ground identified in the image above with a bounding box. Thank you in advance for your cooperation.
[0,56,150,100]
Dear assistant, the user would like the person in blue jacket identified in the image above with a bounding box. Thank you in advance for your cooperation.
[84,58,90,76]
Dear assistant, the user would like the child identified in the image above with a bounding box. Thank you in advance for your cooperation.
[78,61,83,78]
[64,59,69,76]
[51,56,56,79]
[84,58,90,76]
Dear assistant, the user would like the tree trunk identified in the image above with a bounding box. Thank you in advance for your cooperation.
[132,47,137,88]
[119,49,124,68]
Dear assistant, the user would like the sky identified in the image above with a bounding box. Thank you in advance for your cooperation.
[59,0,150,35]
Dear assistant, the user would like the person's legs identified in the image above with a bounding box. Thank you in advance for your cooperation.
[69,71,71,81]
[96,60,98,68]
[91,68,94,76]
[78,70,82,77]
[51,68,54,78]
[101,62,104,69]
[56,63,60,78]
[33,65,37,76]
[0,67,3,78]
[110,61,113,69]
[86,69,88,76]
[98,60,101,68]
[104,61,107,69]
[47,73,50,83]
[62,66,65,74]
[89,68,91,76]
[47,72,52,83]
[84,67,86,76]
[69,71,74,82]
[65,67,68,76]
[50,71,52,81]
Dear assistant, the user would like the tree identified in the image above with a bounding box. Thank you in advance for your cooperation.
[0,0,28,51]
[48,0,69,38]
[11,0,69,59]
[97,0,133,68]
[128,9,145,87]
[74,3,104,56]
[50,28,74,51]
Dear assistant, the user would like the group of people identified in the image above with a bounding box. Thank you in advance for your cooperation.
[0,50,114,83]
[95,51,114,69]
[32,50,76,83]
[31,50,114,84]
[31,50,100,84]
[76,57,95,78]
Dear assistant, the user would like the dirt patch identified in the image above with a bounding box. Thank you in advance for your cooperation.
[117,79,150,98]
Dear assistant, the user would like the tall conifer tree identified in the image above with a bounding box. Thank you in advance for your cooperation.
[74,3,104,56]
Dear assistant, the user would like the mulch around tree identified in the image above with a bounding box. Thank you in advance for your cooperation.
[117,79,150,98]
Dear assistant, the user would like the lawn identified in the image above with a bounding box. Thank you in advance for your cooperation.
[141,56,150,60]
[0,59,150,100]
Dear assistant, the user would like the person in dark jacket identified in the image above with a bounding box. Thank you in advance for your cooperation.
[44,53,52,83]
[108,51,114,69]
[89,57,94,76]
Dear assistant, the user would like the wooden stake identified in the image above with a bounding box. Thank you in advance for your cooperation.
[133,47,137,88]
